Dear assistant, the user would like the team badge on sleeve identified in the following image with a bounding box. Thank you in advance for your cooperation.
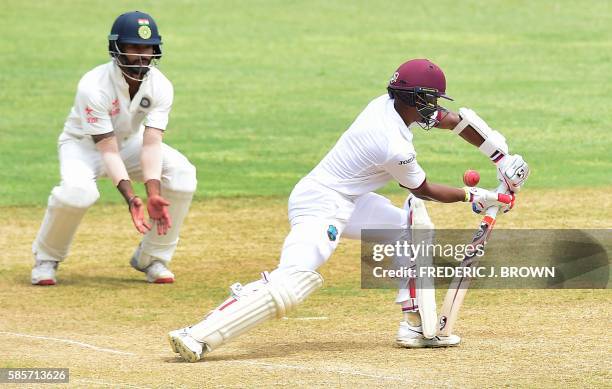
[327,225,338,241]
[140,97,151,108]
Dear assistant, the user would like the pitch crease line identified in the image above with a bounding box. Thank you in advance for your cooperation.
[230,360,405,382]
[0,331,136,356]
[282,316,329,321]
[75,379,151,389]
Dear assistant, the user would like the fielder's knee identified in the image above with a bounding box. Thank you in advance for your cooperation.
[164,161,197,194]
[51,184,99,209]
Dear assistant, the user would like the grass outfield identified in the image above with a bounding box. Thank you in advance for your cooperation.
[1,1,611,387]
[0,190,610,387]
[1,1,611,206]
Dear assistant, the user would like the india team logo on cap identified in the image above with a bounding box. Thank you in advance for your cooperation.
[138,25,152,39]
[137,18,151,39]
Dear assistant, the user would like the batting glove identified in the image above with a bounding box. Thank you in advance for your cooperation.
[495,154,530,193]
[464,187,515,214]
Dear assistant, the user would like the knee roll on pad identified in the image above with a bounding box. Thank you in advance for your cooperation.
[190,270,323,352]
[51,184,99,209]
[410,197,434,230]
[33,184,98,261]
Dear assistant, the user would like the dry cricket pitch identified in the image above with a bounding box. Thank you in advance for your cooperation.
[1,189,610,388]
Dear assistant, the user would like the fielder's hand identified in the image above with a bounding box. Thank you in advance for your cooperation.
[147,194,172,235]
[129,196,152,234]
[464,187,515,214]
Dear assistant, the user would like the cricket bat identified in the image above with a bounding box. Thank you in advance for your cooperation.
[437,183,506,336]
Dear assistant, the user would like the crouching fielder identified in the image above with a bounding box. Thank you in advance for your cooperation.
[31,11,196,285]
[169,59,528,361]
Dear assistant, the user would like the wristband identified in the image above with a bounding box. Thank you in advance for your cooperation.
[463,187,472,202]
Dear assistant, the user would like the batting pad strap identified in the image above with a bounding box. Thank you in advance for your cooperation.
[189,270,323,352]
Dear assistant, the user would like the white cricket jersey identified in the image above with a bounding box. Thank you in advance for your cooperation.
[61,61,173,148]
[307,94,427,196]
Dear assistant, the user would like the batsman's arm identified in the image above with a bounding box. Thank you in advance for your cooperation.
[437,108,510,164]
[403,180,465,203]
[436,110,480,146]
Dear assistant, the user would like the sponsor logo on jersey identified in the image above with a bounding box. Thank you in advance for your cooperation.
[398,153,415,165]
[85,106,98,123]
[110,99,120,116]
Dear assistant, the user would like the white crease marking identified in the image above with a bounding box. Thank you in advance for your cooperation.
[1,330,408,383]
[75,378,151,388]
[0,331,136,356]
[282,316,329,321]
[229,360,406,382]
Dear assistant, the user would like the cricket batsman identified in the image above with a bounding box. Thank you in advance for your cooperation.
[169,59,529,361]
[31,11,197,285]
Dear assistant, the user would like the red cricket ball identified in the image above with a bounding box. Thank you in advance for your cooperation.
[463,170,480,187]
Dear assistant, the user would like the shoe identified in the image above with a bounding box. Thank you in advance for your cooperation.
[31,260,58,286]
[396,321,461,348]
[145,261,175,284]
[130,245,175,283]
[168,327,205,362]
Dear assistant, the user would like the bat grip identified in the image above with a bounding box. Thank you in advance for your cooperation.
[484,182,510,218]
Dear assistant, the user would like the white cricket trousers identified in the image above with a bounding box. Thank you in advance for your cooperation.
[32,132,197,265]
[275,177,409,273]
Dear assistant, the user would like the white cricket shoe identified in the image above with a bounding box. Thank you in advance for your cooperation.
[396,321,461,348]
[130,248,175,283]
[31,260,58,286]
[168,327,206,363]
[144,261,175,284]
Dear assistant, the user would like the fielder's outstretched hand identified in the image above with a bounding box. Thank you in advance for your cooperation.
[147,195,172,235]
[129,196,152,234]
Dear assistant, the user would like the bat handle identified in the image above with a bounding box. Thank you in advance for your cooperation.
[484,181,510,218]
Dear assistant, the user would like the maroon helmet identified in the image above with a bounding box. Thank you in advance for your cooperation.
[387,59,453,129]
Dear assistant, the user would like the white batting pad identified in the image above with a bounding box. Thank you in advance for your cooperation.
[395,196,438,338]
[189,269,323,352]
[32,185,99,261]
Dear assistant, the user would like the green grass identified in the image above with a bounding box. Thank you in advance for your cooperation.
[1,0,611,206]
